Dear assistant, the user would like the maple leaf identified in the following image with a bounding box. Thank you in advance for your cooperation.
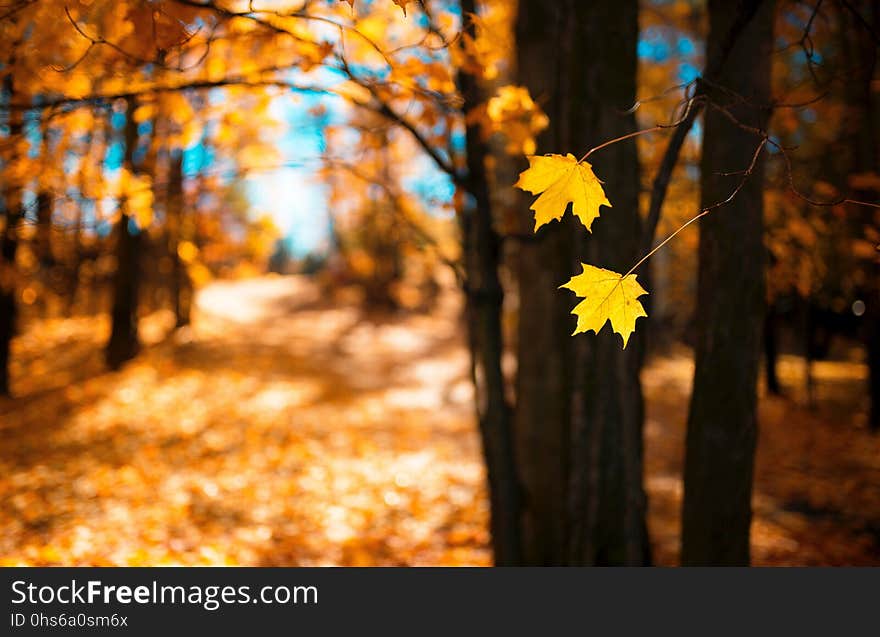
[561,263,648,348]
[515,153,611,232]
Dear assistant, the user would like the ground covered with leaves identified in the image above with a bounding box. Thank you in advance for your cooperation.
[1,276,877,565]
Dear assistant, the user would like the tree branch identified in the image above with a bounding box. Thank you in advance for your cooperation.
[639,0,769,259]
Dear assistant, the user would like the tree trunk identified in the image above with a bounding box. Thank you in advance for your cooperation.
[106,98,143,370]
[566,0,649,567]
[0,75,22,397]
[838,1,880,431]
[764,304,781,395]
[681,0,775,566]
[166,151,191,328]
[0,194,18,396]
[515,0,648,565]
[514,0,575,566]
[870,320,880,432]
[456,0,522,565]
[35,119,54,273]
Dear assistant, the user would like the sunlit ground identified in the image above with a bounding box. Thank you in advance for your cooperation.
[1,276,878,565]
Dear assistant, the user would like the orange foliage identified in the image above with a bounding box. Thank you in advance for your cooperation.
[2,278,877,565]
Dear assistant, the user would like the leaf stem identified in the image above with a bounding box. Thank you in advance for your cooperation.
[624,209,709,278]
[580,126,664,162]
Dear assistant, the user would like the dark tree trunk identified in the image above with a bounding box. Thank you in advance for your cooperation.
[0,75,22,397]
[35,193,53,269]
[106,98,143,370]
[456,0,522,565]
[567,0,649,567]
[870,324,880,431]
[0,195,17,396]
[839,1,880,431]
[33,122,55,316]
[0,196,20,397]
[764,304,781,395]
[681,0,775,566]
[35,120,54,273]
[515,0,648,565]
[566,0,649,567]
[513,0,575,566]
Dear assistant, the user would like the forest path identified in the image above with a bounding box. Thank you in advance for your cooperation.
[1,276,487,566]
[1,275,878,565]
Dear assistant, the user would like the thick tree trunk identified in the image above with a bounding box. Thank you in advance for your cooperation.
[513,0,574,566]
[839,1,880,431]
[106,98,143,370]
[456,0,521,565]
[681,0,775,565]
[515,0,648,565]
[566,0,649,567]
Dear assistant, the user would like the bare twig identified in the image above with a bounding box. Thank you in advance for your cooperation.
[639,0,769,258]
[626,138,768,278]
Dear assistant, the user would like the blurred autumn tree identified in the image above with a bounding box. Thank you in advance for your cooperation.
[322,111,449,311]
[0,0,536,565]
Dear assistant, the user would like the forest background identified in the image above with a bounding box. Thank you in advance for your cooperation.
[0,0,878,566]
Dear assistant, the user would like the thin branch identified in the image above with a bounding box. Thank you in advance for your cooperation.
[581,127,666,161]
[626,138,768,278]
[768,138,880,209]
[639,0,769,257]
[639,94,705,256]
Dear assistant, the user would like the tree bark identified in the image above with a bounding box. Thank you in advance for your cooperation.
[567,0,649,567]
[681,0,775,565]
[106,98,143,370]
[513,0,574,566]
[515,0,648,565]
[456,0,522,565]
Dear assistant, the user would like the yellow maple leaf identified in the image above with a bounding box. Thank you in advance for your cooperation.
[515,153,611,231]
[561,263,647,348]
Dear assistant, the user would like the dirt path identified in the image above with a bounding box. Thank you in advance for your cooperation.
[1,276,877,565]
